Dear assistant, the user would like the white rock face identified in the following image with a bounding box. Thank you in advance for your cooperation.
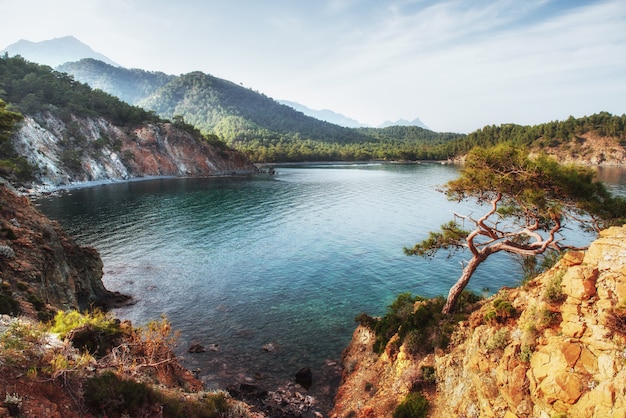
[11,113,257,190]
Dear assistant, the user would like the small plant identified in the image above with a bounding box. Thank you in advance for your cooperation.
[27,293,45,311]
[483,298,516,324]
[605,307,626,335]
[544,272,565,303]
[403,329,423,356]
[393,392,429,418]
[49,309,124,356]
[540,308,560,328]
[519,344,534,363]
[421,365,436,385]
[46,351,95,379]
[486,328,510,350]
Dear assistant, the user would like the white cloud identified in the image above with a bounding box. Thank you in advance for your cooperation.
[0,0,624,132]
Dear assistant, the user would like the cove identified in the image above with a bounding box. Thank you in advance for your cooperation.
[34,162,623,408]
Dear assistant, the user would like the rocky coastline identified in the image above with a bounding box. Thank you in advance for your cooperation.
[331,225,626,417]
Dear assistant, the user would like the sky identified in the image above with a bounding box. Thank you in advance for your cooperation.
[1,0,625,133]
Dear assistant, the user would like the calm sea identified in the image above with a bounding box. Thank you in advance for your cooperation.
[34,163,625,406]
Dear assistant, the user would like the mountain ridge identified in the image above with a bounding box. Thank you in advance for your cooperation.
[1,36,119,68]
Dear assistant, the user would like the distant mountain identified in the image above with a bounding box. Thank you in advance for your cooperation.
[58,58,175,105]
[278,100,367,128]
[0,36,119,68]
[379,118,428,129]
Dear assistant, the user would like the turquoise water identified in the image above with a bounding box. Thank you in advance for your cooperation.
[35,163,624,402]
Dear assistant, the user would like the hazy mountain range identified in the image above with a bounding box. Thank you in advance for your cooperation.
[1,36,427,129]
[0,36,119,68]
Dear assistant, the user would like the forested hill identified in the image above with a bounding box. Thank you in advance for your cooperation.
[442,113,626,165]
[57,59,465,162]
[0,55,256,186]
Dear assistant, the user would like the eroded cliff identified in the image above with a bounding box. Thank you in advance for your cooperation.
[332,225,626,418]
[12,113,258,189]
[0,180,129,315]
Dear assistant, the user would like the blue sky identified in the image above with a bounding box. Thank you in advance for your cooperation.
[1,0,625,133]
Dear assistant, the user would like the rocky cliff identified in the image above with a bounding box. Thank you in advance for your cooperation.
[12,112,258,190]
[331,225,626,418]
[0,179,129,315]
[532,132,626,166]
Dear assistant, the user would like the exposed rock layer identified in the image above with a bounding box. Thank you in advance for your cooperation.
[332,225,626,418]
[12,113,258,188]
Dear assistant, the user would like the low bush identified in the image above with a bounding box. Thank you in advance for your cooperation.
[486,328,510,350]
[543,272,565,303]
[393,392,429,418]
[483,298,516,324]
[84,371,235,418]
[84,371,159,416]
[0,284,20,315]
[49,309,124,356]
[357,291,481,355]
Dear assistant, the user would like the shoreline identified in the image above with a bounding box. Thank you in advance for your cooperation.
[23,170,261,199]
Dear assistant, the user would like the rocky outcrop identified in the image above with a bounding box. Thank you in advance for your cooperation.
[12,113,258,189]
[530,133,626,166]
[0,180,129,313]
[331,225,626,418]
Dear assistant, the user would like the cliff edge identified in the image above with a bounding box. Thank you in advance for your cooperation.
[331,225,626,418]
[0,180,129,316]
[12,113,258,190]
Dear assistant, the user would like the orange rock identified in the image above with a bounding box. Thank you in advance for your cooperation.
[561,251,585,266]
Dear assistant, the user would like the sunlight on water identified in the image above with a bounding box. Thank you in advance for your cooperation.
[35,163,625,405]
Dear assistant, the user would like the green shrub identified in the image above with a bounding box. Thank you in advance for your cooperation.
[544,272,565,303]
[486,328,510,350]
[404,329,423,355]
[85,371,234,418]
[84,371,158,416]
[362,290,481,355]
[484,298,516,323]
[0,284,20,316]
[519,344,534,363]
[393,392,429,418]
[26,294,45,311]
[49,310,123,356]
[421,366,436,385]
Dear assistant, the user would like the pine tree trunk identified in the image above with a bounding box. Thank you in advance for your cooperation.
[442,255,485,315]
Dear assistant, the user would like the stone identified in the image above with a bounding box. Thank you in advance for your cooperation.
[560,342,582,368]
[562,267,597,300]
[561,251,585,266]
[562,321,586,338]
[597,353,618,380]
[574,347,597,375]
[187,342,205,353]
[539,372,583,404]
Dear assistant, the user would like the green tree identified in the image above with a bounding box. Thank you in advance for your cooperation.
[404,143,626,314]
